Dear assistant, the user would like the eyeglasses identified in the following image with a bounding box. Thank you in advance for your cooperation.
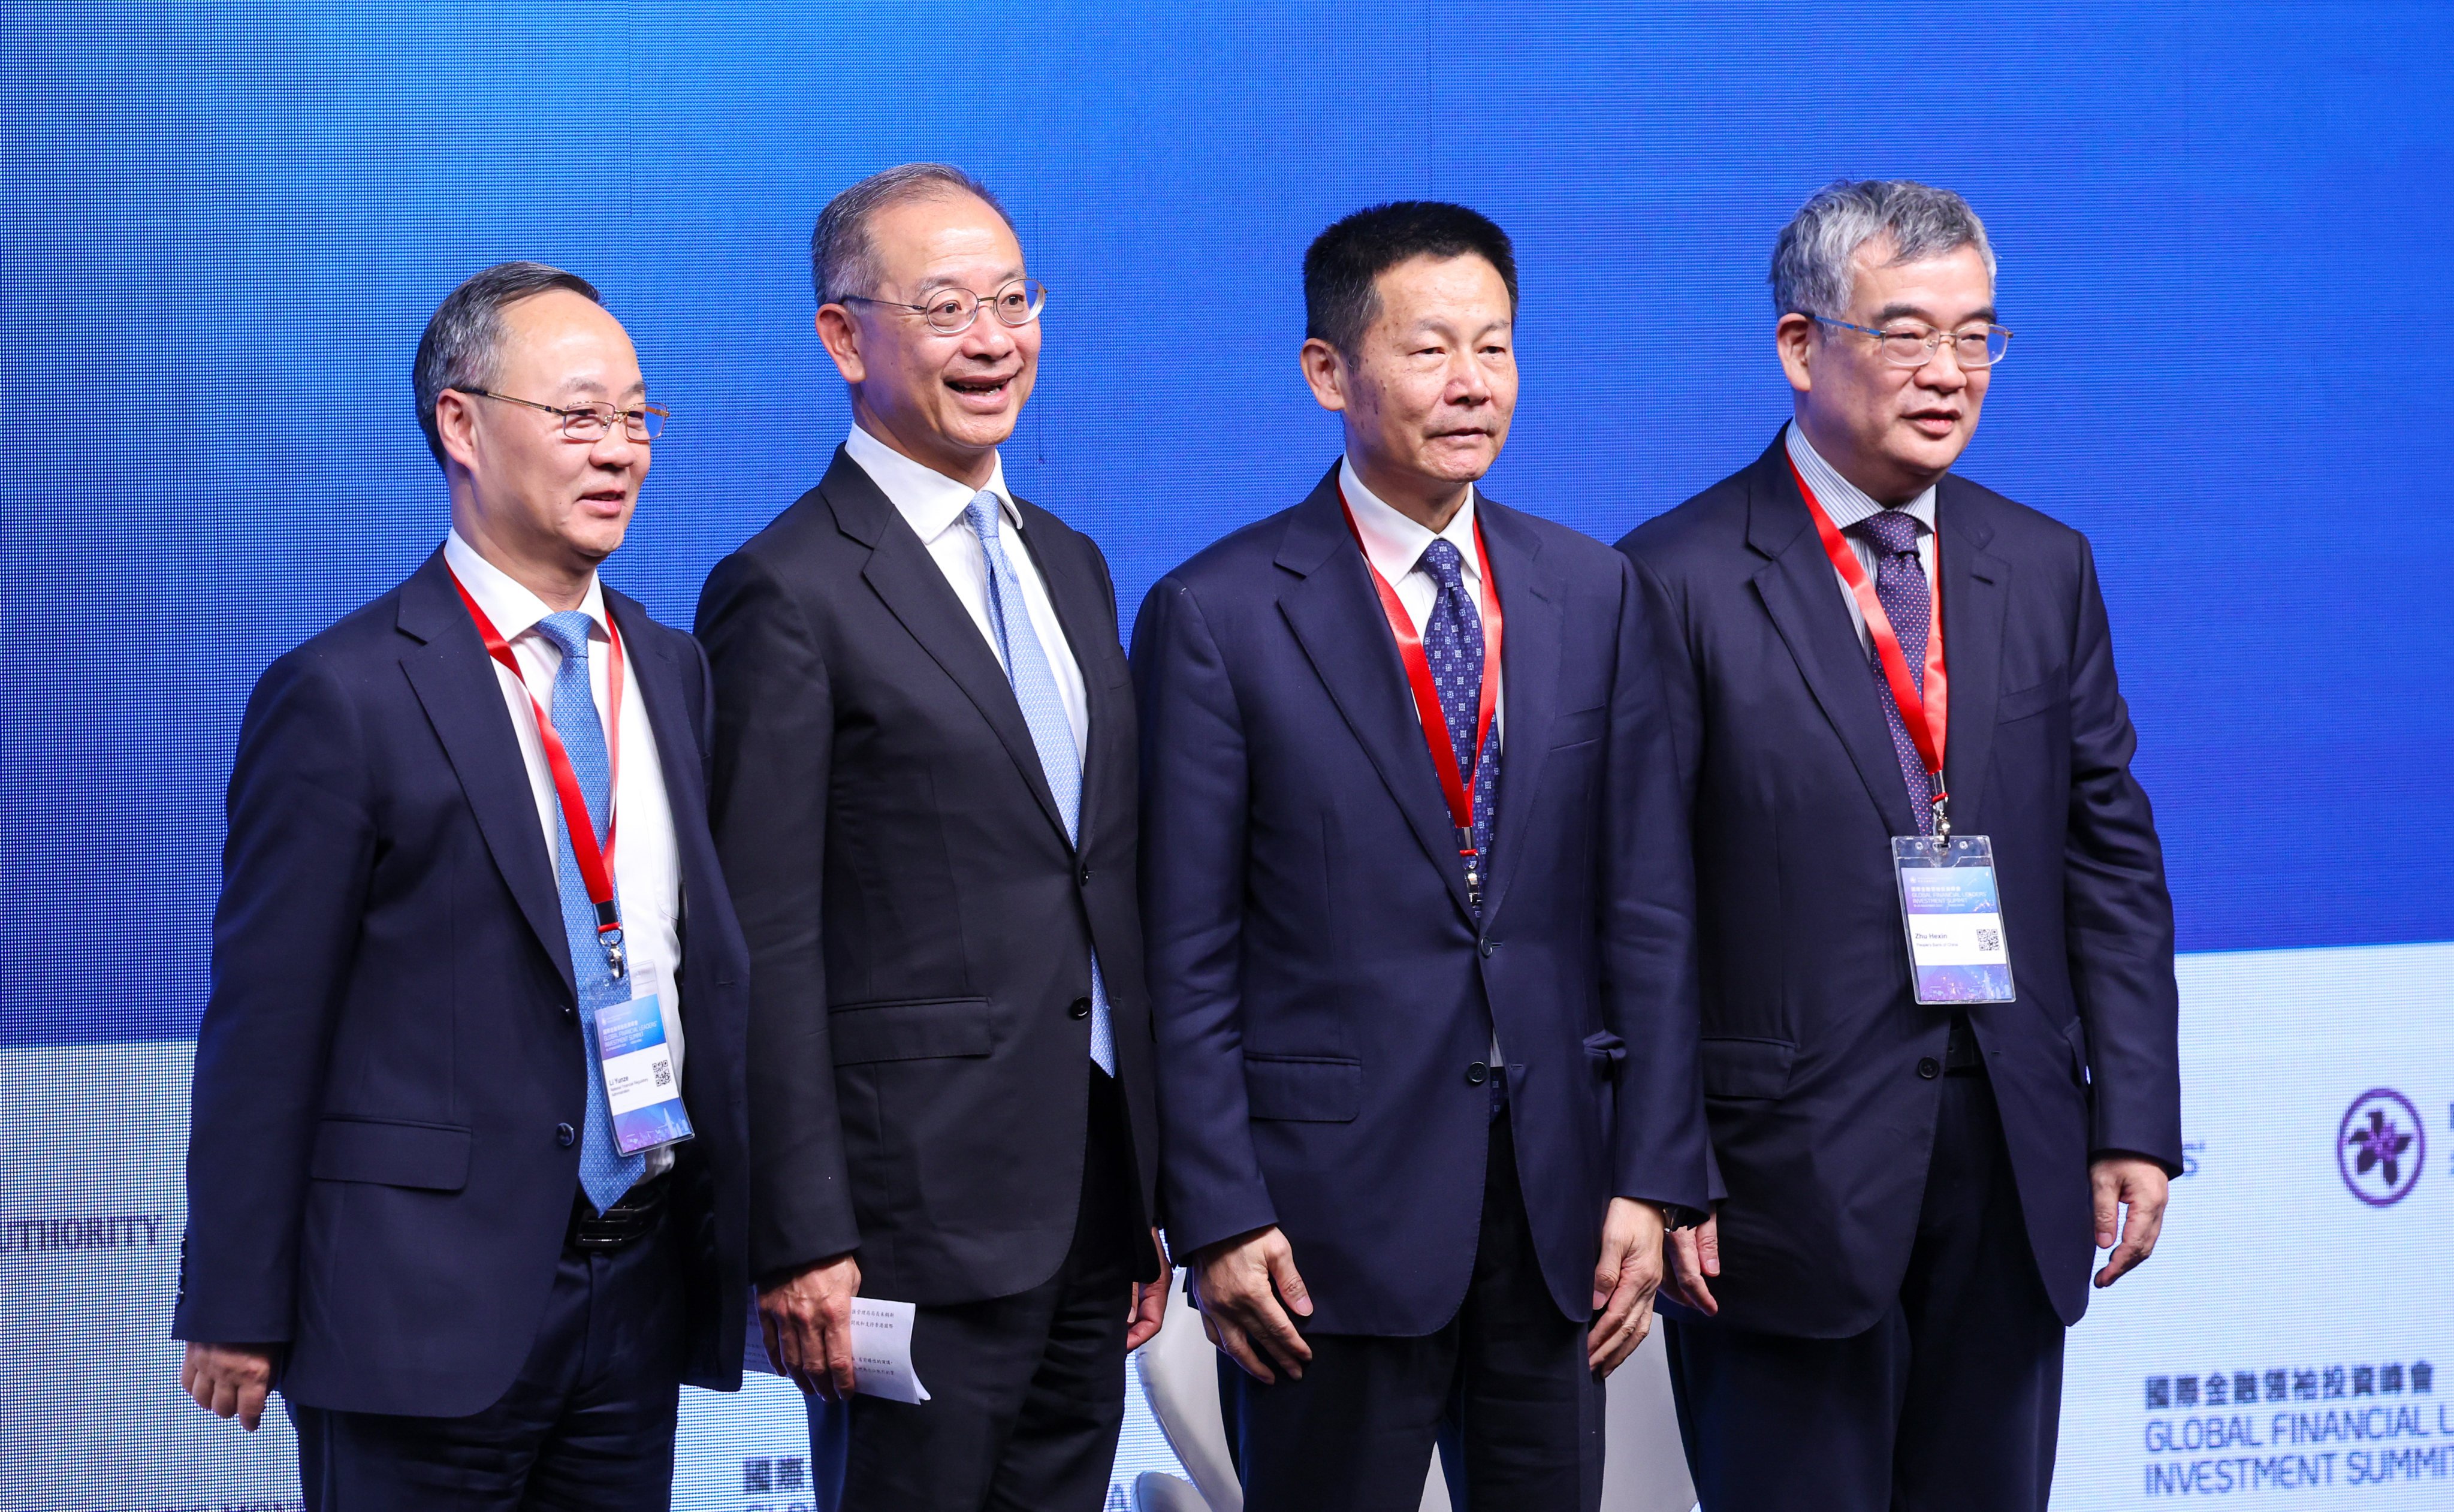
[840,279,1047,335]
[1813,316,2013,369]
[461,388,667,441]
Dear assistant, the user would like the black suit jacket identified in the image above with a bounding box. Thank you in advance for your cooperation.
[1618,431,2183,1338]
[174,549,751,1416]
[696,447,1160,1302]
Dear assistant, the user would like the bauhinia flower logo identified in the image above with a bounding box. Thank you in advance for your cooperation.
[2338,1089,2426,1208]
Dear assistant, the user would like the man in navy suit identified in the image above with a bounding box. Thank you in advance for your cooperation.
[1619,180,2181,1511]
[174,261,750,1508]
[1135,202,1708,1511]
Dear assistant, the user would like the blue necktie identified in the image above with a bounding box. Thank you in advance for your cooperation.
[964,494,1116,1076]
[1855,510,1938,835]
[532,610,645,1213]
[1418,539,1499,908]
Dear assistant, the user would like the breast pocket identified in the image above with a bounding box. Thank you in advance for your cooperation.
[1997,671,2066,725]
[1549,705,1607,750]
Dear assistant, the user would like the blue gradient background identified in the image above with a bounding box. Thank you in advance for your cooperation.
[0,2,2450,1501]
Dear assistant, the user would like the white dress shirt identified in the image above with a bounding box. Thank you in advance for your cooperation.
[1785,423,1939,657]
[444,530,686,1175]
[1338,454,1505,744]
[845,425,1089,753]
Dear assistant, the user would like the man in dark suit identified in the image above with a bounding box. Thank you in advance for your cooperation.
[1618,180,2182,1511]
[1134,202,1709,1512]
[174,261,750,1507]
[696,163,1168,1511]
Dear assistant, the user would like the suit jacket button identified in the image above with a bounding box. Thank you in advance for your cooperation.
[556,1122,576,1146]
[1916,1057,1942,1081]
[1466,1061,1489,1085]
[1070,997,1092,1019]
[1478,940,1496,958]
[1078,865,1093,886]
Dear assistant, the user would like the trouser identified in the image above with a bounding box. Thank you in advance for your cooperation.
[812,1066,1144,1512]
[1666,1066,2066,1511]
[288,1181,687,1511]
[1220,1111,1604,1512]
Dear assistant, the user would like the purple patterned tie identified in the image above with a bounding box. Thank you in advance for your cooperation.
[1418,539,1499,907]
[1854,509,1937,835]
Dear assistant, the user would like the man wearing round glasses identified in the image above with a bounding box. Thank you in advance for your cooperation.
[697,164,1166,1511]
[174,262,751,1505]
[1618,181,2181,1509]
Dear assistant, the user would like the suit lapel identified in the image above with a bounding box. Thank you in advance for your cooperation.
[1744,437,1924,837]
[823,450,1072,849]
[1275,468,1478,922]
[1474,499,1563,928]
[1935,479,2009,835]
[394,550,575,997]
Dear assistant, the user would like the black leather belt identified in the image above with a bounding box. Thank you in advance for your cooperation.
[566,1173,670,1251]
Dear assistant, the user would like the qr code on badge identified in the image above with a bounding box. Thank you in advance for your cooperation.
[653,1061,672,1088]
[1975,928,2002,952]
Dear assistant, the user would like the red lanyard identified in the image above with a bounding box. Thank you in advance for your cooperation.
[1338,485,1504,880]
[1786,455,1951,834]
[448,566,630,980]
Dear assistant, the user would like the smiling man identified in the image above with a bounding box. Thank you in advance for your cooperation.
[174,262,751,1506]
[696,165,1167,1511]
[1134,201,1707,1510]
[1617,180,2181,1510]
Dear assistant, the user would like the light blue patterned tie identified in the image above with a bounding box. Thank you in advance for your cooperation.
[533,610,645,1212]
[965,493,1116,1076]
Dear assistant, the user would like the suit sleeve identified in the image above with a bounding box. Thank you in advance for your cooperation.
[696,550,861,1279]
[174,649,373,1345]
[1601,555,1712,1212]
[1131,576,1276,1257]
[2060,535,2184,1173]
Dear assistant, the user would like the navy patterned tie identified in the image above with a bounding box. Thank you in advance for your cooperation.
[1854,509,1937,835]
[1418,539,1499,904]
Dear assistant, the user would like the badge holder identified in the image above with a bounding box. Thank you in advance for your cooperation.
[1891,833,2017,1006]
[591,965,695,1157]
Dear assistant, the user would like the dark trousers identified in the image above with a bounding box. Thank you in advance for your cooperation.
[1220,1112,1603,1512]
[811,1066,1143,1512]
[1666,1069,2066,1512]
[287,1201,686,1511]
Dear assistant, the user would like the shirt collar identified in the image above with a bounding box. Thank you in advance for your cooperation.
[1339,454,1483,587]
[846,424,1018,544]
[443,529,609,645]
[1784,422,1937,535]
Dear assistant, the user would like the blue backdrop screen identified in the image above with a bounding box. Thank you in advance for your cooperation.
[3,5,2450,1508]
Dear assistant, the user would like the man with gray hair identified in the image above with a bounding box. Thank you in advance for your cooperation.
[698,164,1167,1509]
[175,261,751,1505]
[1617,181,2181,1508]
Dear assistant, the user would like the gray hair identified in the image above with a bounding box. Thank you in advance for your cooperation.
[1770,179,1996,319]
[809,162,1013,307]
[412,260,602,467]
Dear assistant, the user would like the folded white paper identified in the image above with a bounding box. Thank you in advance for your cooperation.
[743,1288,932,1404]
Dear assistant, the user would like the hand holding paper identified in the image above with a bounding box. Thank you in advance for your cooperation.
[748,1281,930,1404]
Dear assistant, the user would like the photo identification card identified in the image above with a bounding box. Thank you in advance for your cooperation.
[594,990,694,1155]
[1891,835,2017,1006]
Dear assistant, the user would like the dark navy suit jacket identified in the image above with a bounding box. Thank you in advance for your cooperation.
[1134,465,1709,1336]
[695,449,1160,1303]
[173,549,751,1416]
[1618,431,2183,1338]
